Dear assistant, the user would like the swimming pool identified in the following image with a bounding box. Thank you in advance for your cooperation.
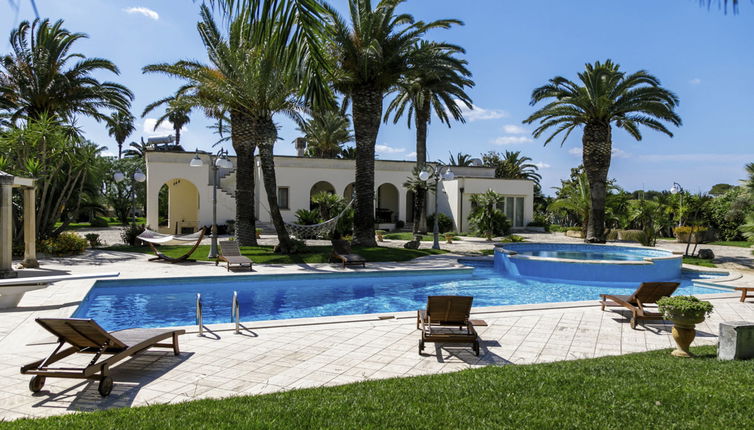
[73,261,726,331]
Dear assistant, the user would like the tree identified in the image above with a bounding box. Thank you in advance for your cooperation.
[123,139,149,158]
[323,0,461,246]
[524,60,681,243]
[142,98,192,146]
[339,146,356,160]
[0,18,132,124]
[549,169,591,231]
[144,3,328,252]
[106,111,135,159]
[468,189,510,240]
[299,110,353,158]
[482,150,542,185]
[708,183,734,197]
[448,152,473,167]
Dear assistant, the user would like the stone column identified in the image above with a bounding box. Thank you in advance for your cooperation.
[22,186,38,268]
[0,173,16,279]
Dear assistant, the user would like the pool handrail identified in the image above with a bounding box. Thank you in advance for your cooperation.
[231,291,240,334]
[196,293,203,337]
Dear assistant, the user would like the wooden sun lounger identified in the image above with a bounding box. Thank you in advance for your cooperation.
[735,287,754,303]
[144,228,205,264]
[20,318,185,396]
[599,282,680,329]
[417,296,484,356]
[216,241,252,271]
[330,239,366,268]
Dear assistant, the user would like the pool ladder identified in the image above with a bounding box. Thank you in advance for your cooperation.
[196,293,203,337]
[231,291,240,334]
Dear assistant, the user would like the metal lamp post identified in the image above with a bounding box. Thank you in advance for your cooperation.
[114,168,146,225]
[419,166,454,250]
[190,149,233,258]
[670,182,684,226]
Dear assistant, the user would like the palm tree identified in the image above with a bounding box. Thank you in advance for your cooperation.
[144,4,328,252]
[0,18,132,124]
[106,111,135,158]
[549,170,591,232]
[448,152,473,167]
[524,60,681,243]
[123,139,148,158]
[385,41,473,233]
[299,110,353,158]
[500,151,542,184]
[142,98,192,146]
[323,0,461,246]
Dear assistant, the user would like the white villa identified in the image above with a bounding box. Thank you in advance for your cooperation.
[144,150,534,235]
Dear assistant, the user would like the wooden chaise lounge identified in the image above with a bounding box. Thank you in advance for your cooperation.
[21,318,185,396]
[330,239,366,268]
[417,295,484,356]
[734,287,753,303]
[216,240,253,271]
[599,282,680,329]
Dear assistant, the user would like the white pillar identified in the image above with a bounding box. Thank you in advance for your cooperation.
[22,186,38,268]
[0,174,16,278]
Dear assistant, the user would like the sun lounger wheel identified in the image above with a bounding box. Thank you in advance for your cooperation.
[98,376,113,396]
[29,376,45,393]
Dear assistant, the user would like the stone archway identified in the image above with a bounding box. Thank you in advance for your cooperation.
[376,183,399,223]
[159,178,200,234]
[310,181,336,210]
[343,183,355,202]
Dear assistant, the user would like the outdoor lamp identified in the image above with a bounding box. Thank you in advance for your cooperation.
[216,156,233,169]
[442,169,455,181]
[113,171,125,183]
[670,182,682,194]
[133,169,146,183]
[418,170,430,181]
[189,153,203,168]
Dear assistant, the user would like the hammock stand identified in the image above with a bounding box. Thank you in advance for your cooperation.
[137,228,206,264]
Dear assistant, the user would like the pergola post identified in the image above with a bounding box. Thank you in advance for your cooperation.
[22,186,38,268]
[0,171,16,279]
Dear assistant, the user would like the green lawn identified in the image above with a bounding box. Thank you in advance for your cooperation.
[55,218,146,230]
[709,240,754,248]
[682,256,717,268]
[105,244,446,264]
[4,346,754,429]
[382,232,461,241]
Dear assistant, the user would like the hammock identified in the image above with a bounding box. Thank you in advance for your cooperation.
[284,200,354,240]
[137,228,206,263]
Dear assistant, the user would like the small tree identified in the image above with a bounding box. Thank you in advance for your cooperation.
[469,190,510,240]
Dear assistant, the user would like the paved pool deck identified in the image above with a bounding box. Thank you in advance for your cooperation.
[1,247,753,421]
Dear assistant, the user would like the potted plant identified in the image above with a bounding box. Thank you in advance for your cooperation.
[375,230,386,242]
[657,296,714,358]
[444,232,455,244]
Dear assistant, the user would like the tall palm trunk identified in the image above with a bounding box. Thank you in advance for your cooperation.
[231,111,258,246]
[175,126,181,146]
[351,86,381,247]
[582,122,612,243]
[414,100,430,234]
[254,116,295,254]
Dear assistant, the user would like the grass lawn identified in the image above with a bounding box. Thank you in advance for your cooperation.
[382,232,461,241]
[709,240,754,248]
[682,256,717,268]
[5,346,754,429]
[54,218,146,230]
[105,244,446,264]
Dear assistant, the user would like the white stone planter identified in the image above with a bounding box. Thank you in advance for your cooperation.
[0,284,48,308]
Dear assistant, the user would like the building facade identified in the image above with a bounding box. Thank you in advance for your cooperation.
[145,151,534,235]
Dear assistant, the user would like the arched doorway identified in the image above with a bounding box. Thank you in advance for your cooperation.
[376,183,399,223]
[158,178,200,234]
[310,181,336,210]
[343,183,355,202]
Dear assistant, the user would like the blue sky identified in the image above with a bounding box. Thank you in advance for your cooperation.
[2,0,753,195]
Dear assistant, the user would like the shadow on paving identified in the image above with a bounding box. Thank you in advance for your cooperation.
[27,351,193,413]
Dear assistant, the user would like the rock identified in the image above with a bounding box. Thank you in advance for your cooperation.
[698,248,715,260]
[403,240,420,250]
[718,321,754,360]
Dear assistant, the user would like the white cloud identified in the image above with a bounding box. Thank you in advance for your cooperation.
[492,135,533,145]
[405,152,417,159]
[689,78,702,85]
[567,146,630,158]
[502,124,528,134]
[124,7,159,20]
[534,162,551,169]
[375,144,405,154]
[456,100,507,121]
[143,118,181,137]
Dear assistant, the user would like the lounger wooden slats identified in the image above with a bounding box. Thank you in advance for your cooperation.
[330,239,366,268]
[216,241,253,271]
[21,318,185,396]
[599,282,680,329]
[417,296,482,356]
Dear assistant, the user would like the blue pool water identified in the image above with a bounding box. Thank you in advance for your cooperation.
[515,250,649,261]
[73,261,726,331]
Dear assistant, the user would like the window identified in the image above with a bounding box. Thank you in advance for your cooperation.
[515,197,524,227]
[505,197,514,222]
[277,187,289,210]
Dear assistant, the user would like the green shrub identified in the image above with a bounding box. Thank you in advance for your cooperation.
[549,225,565,232]
[427,213,453,233]
[657,296,714,318]
[295,209,322,226]
[120,224,145,246]
[84,233,102,248]
[89,217,109,228]
[674,226,708,235]
[40,232,88,255]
